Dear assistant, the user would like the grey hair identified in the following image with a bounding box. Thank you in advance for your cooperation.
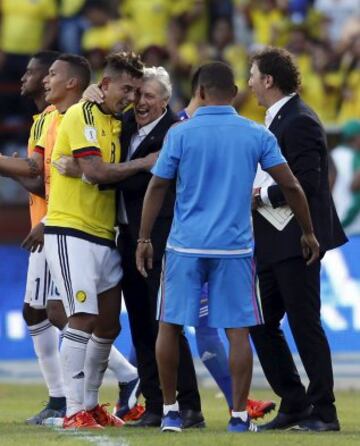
[142,66,172,100]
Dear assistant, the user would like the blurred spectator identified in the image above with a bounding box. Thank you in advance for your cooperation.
[288,0,313,22]
[301,41,340,125]
[331,120,360,235]
[232,1,253,47]
[245,0,288,47]
[58,0,87,54]
[120,0,187,51]
[0,0,57,64]
[208,0,233,29]
[180,0,208,45]
[286,26,312,74]
[142,45,169,68]
[0,0,57,148]
[314,0,360,44]
[337,33,360,124]
[81,0,134,79]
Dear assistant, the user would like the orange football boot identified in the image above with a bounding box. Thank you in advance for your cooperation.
[63,410,103,429]
[88,404,125,427]
[122,404,145,422]
[247,399,276,420]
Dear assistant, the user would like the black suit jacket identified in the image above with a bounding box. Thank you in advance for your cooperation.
[253,94,347,264]
[116,107,178,260]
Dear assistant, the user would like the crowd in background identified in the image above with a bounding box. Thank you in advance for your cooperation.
[0,0,360,234]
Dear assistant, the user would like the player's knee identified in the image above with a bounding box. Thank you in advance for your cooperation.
[95,321,121,340]
[22,304,32,325]
[68,313,98,333]
[22,303,47,326]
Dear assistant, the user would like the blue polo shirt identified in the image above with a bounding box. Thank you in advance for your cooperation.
[152,105,286,257]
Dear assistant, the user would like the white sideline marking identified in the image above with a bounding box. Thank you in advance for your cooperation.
[55,428,129,446]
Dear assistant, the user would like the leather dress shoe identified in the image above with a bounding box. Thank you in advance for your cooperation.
[181,409,206,429]
[291,415,340,432]
[126,410,161,427]
[257,406,312,431]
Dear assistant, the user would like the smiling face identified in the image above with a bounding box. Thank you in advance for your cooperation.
[43,60,72,105]
[248,62,269,107]
[102,71,140,115]
[21,58,47,98]
[134,79,168,128]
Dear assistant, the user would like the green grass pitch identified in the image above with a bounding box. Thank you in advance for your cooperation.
[0,383,359,446]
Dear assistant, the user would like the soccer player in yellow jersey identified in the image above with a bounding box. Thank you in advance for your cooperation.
[0,51,68,424]
[1,52,145,427]
[45,52,155,429]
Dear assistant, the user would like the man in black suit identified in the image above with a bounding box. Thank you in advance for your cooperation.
[248,47,347,431]
[116,67,204,428]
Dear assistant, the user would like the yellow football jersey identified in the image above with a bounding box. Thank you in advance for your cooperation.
[0,0,57,54]
[45,102,121,244]
[28,105,55,228]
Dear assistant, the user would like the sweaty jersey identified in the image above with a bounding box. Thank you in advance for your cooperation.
[35,109,64,203]
[45,102,121,245]
[28,105,55,228]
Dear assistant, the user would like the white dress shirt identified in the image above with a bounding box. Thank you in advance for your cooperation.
[127,110,167,160]
[257,94,296,205]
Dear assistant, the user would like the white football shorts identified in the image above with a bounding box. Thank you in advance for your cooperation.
[44,234,122,316]
[24,249,61,309]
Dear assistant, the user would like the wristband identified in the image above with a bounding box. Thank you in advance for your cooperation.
[137,238,152,244]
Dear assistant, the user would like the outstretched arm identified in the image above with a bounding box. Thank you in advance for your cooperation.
[0,152,44,178]
[53,152,158,184]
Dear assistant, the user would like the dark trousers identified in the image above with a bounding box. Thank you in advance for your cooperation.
[250,256,336,422]
[119,229,201,415]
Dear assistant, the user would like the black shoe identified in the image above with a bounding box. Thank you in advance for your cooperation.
[291,415,340,432]
[126,410,161,428]
[258,407,312,431]
[181,409,206,429]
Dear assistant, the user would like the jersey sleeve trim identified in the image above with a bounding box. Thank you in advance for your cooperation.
[34,115,46,142]
[82,102,95,126]
[34,145,45,157]
[73,146,102,158]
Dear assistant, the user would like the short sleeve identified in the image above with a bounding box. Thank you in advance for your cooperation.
[32,110,54,156]
[64,104,102,159]
[151,127,182,179]
[259,129,286,170]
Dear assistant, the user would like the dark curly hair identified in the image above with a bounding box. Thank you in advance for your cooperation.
[251,47,301,95]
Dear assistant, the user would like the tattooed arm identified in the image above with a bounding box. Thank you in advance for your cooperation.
[0,153,43,178]
[53,152,158,185]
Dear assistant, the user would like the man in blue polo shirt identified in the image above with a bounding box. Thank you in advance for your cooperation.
[136,62,320,433]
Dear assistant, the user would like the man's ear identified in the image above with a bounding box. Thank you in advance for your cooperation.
[265,74,274,89]
[232,84,238,98]
[100,76,110,93]
[66,77,78,90]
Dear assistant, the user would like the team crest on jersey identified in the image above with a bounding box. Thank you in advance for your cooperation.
[76,290,87,303]
[84,126,98,143]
